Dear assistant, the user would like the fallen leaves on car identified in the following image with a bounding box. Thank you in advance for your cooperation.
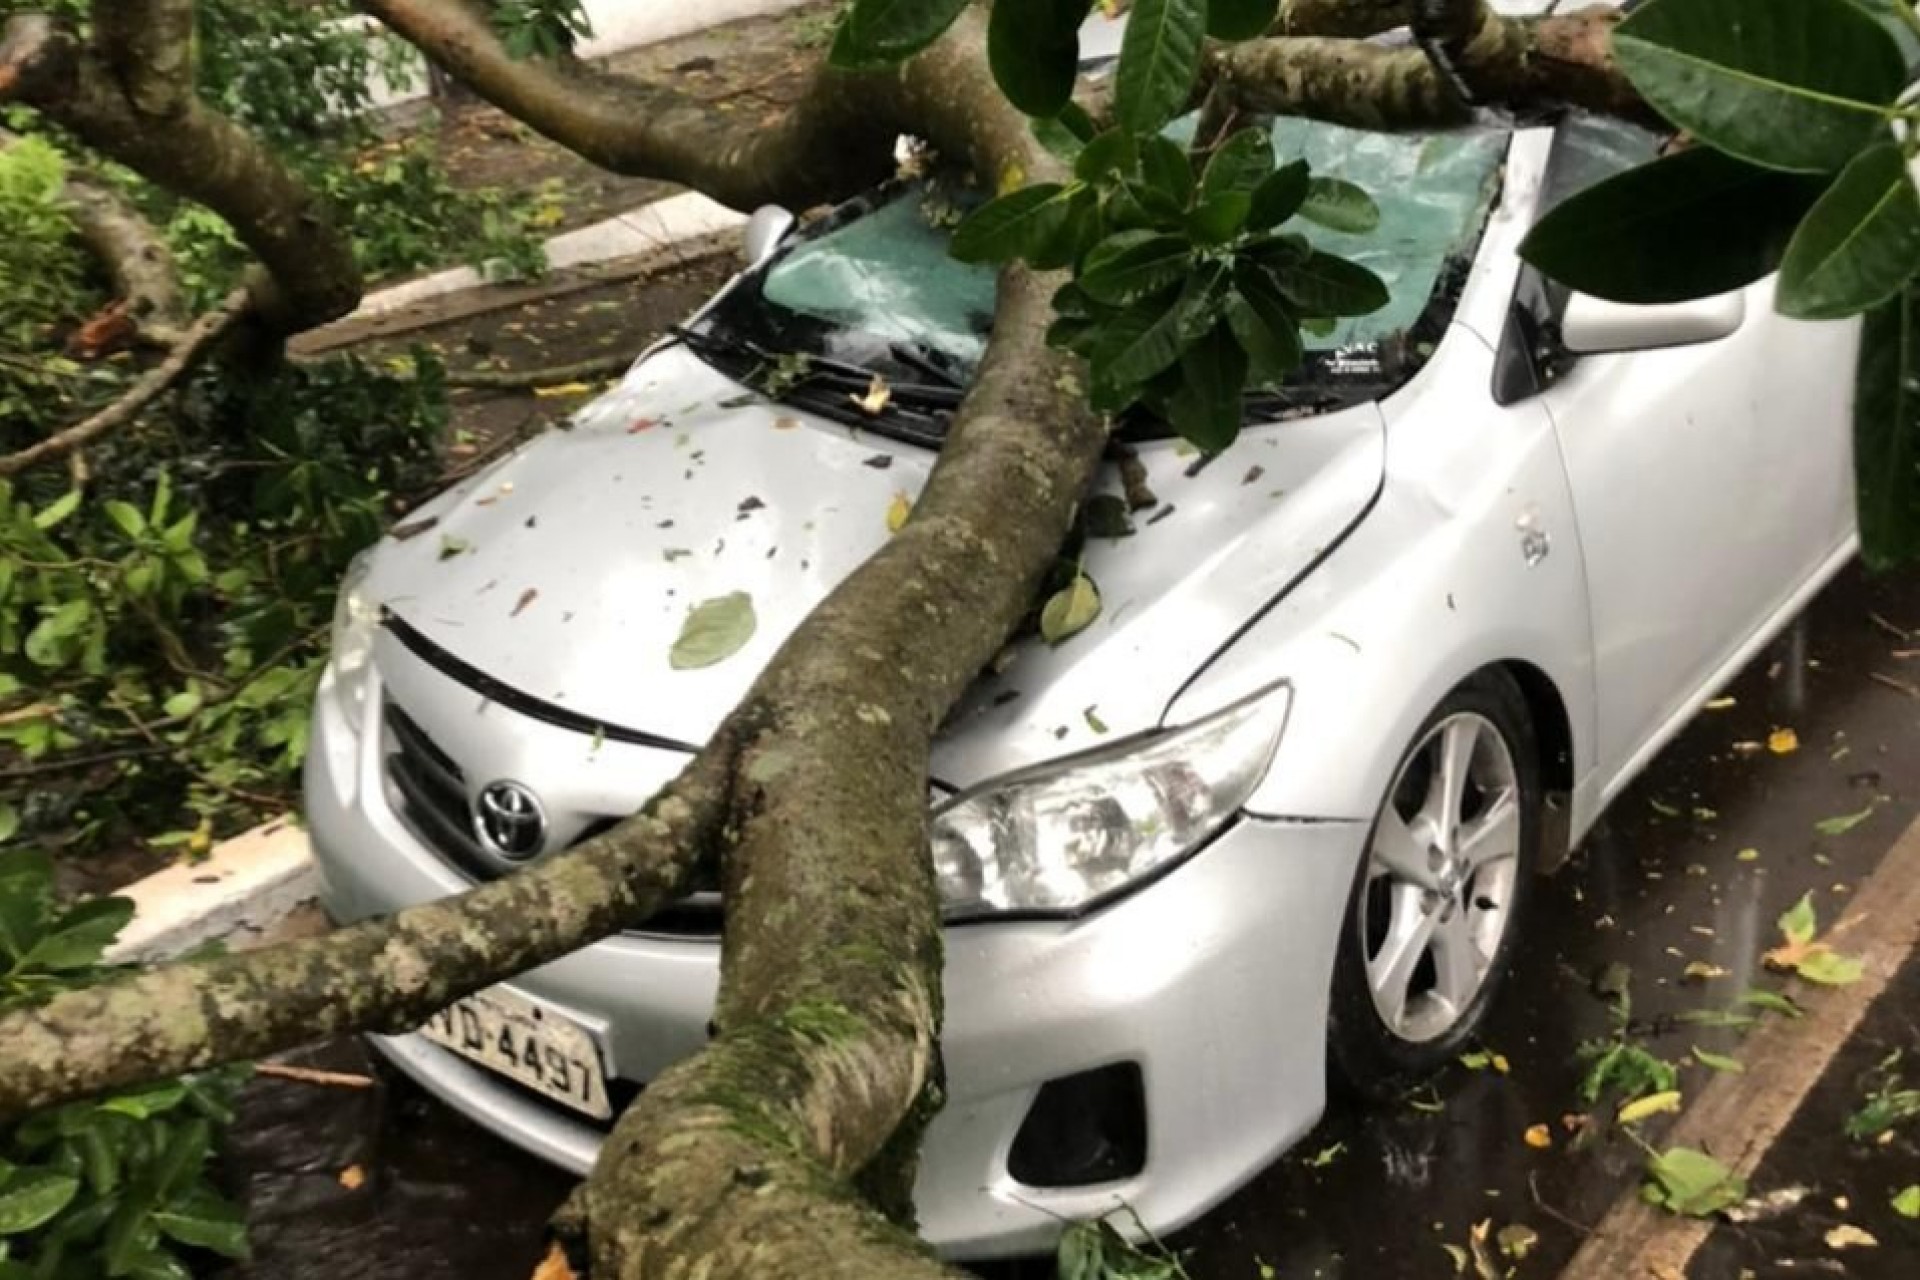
[1815,803,1877,837]
[512,587,538,617]
[337,1164,366,1191]
[533,381,594,398]
[1892,1185,1920,1218]
[669,592,757,670]
[438,534,471,560]
[1824,1224,1878,1250]
[1766,727,1799,754]
[886,491,912,533]
[1040,574,1101,645]
[1763,893,1864,985]
[772,415,801,430]
[1642,1145,1746,1217]
[849,374,892,416]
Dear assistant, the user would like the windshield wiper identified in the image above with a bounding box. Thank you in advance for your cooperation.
[669,326,962,409]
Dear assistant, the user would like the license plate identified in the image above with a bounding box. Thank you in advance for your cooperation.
[420,987,611,1120]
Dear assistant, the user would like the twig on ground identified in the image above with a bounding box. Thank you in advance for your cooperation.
[256,1062,377,1090]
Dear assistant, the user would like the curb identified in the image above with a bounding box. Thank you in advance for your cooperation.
[348,191,747,322]
[104,818,319,964]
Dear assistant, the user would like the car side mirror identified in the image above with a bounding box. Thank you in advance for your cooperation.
[743,205,796,267]
[1561,288,1746,355]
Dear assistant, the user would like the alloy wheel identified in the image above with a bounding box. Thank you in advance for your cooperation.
[1356,711,1523,1044]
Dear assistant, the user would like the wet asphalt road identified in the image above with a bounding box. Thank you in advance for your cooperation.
[216,563,1920,1280]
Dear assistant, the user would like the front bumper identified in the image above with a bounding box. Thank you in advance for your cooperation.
[305,651,1366,1258]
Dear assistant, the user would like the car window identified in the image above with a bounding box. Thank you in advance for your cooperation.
[759,120,1509,370]
[1535,113,1663,219]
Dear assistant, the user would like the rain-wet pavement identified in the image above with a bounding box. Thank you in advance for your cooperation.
[215,563,1920,1279]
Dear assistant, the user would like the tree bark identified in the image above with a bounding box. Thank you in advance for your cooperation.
[362,0,902,212]
[1215,3,1656,131]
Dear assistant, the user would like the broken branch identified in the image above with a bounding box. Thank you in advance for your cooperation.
[0,289,248,478]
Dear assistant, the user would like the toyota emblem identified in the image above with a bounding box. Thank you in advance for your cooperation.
[473,781,547,859]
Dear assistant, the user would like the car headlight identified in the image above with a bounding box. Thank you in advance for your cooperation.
[931,682,1291,917]
[329,548,380,734]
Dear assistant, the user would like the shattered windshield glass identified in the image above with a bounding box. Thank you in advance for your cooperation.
[756,119,1509,373]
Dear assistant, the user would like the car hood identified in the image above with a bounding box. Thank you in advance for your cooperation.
[364,345,1384,788]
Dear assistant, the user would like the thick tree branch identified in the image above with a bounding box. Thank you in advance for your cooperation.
[0,288,245,479]
[361,0,900,212]
[1,10,361,331]
[1275,0,1415,37]
[0,743,735,1117]
[61,177,189,340]
[1215,4,1655,131]
[0,124,187,340]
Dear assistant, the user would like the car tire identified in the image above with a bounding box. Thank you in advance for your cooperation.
[1328,670,1542,1098]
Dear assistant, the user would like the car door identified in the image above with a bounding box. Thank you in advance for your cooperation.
[1528,116,1860,795]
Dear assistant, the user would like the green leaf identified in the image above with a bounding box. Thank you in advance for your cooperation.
[1777,892,1817,947]
[1199,128,1274,202]
[1893,1185,1920,1219]
[0,804,16,845]
[1815,803,1876,836]
[1614,0,1908,173]
[1029,186,1103,271]
[1040,574,1101,645]
[1734,988,1803,1018]
[1778,143,1920,320]
[1298,177,1380,233]
[1207,0,1280,40]
[1854,285,1920,566]
[98,1081,189,1120]
[669,592,757,669]
[1095,270,1223,387]
[950,183,1070,263]
[989,0,1083,117]
[103,501,146,540]
[1074,129,1137,182]
[1798,948,1866,985]
[1188,190,1253,244]
[151,1189,248,1258]
[1271,251,1389,317]
[1248,160,1311,230]
[1139,135,1197,207]
[32,490,80,531]
[1165,322,1250,452]
[829,0,970,69]
[1645,1145,1747,1217]
[0,1171,79,1235]
[1057,1221,1105,1280]
[1226,265,1303,385]
[1691,1046,1744,1073]
[1519,147,1822,304]
[1618,1089,1683,1125]
[1081,232,1191,305]
[1116,0,1208,133]
[21,895,134,971]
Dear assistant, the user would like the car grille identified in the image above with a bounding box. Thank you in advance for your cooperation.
[381,698,723,938]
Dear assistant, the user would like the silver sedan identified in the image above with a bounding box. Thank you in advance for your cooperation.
[305,107,1859,1256]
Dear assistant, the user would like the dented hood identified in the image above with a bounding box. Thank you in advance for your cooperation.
[363,345,1383,788]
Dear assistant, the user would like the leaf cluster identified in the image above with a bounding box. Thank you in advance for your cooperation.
[1515,0,1920,564]
[0,355,446,854]
[955,122,1384,450]
[0,851,252,1280]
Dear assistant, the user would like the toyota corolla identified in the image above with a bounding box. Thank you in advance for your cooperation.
[305,102,1859,1255]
